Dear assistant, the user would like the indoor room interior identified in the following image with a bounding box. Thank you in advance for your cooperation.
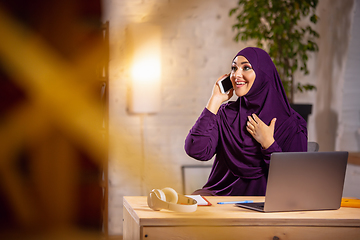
[0,0,359,239]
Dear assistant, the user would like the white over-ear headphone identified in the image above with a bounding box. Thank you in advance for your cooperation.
[147,187,197,212]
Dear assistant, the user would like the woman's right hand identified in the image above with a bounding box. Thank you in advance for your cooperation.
[206,74,234,114]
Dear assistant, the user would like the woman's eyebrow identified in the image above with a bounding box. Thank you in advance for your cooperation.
[232,61,250,65]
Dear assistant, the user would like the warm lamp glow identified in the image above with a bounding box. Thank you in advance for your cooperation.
[127,23,161,114]
[131,58,161,84]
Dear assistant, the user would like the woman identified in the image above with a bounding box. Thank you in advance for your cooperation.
[184,47,307,196]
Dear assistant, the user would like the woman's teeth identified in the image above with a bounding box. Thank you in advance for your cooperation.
[236,81,246,85]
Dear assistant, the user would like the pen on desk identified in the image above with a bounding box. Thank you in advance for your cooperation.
[217,200,254,204]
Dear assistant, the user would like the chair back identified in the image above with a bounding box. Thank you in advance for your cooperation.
[308,142,319,152]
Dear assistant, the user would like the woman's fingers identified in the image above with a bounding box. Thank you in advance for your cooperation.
[246,126,253,136]
[246,120,254,131]
[251,113,265,125]
[246,114,276,149]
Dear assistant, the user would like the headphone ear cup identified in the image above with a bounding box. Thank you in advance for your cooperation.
[161,187,178,204]
[147,189,165,211]
[154,189,166,201]
[147,190,155,210]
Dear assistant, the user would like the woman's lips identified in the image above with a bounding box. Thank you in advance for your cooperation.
[235,80,246,87]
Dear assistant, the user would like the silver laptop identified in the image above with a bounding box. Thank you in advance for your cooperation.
[236,151,348,212]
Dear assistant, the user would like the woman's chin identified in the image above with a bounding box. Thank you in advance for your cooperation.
[234,90,247,97]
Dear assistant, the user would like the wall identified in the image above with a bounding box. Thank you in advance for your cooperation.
[338,0,360,199]
[337,0,360,152]
[313,0,356,151]
[102,0,359,235]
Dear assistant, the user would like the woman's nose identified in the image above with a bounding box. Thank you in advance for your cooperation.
[236,68,243,77]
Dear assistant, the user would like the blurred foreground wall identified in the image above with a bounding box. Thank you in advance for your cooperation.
[0,0,107,238]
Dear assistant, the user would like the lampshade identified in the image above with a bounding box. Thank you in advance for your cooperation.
[127,23,161,114]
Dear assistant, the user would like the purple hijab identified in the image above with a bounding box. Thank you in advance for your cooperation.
[185,47,307,196]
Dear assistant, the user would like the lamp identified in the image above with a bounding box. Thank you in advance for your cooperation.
[127,23,161,114]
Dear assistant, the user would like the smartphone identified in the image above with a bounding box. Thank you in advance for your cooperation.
[218,75,233,94]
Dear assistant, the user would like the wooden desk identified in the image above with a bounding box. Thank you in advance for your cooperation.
[123,196,360,240]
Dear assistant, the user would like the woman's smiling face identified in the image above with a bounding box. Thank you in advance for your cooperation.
[230,56,256,97]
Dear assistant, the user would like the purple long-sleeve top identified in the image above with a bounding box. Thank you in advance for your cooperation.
[184,47,308,196]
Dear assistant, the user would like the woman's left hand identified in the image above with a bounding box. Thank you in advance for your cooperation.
[246,114,276,149]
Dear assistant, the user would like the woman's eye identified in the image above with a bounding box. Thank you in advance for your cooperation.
[231,66,237,71]
[243,65,252,71]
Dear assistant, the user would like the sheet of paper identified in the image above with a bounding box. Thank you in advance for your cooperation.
[186,195,211,206]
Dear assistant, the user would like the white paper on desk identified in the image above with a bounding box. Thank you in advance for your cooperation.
[186,195,210,206]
